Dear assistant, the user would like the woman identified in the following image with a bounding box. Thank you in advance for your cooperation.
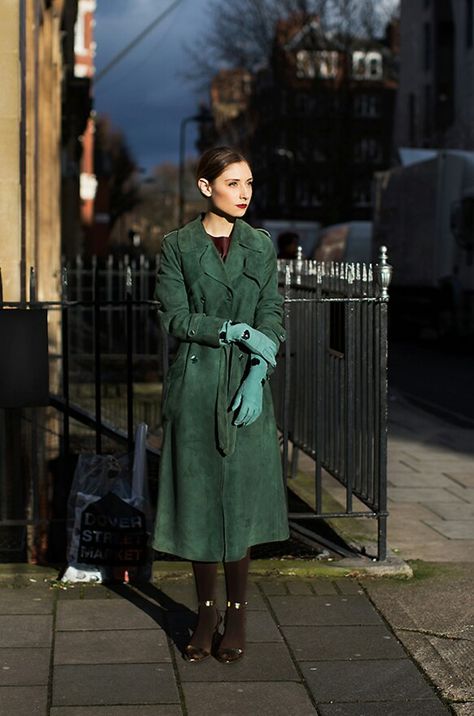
[152,146,289,664]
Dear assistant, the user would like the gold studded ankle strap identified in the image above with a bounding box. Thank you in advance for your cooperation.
[198,599,216,607]
[226,600,248,609]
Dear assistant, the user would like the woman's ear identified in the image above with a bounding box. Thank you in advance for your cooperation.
[197,177,212,198]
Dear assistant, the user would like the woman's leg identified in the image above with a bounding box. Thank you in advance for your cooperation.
[188,560,219,650]
[219,547,251,650]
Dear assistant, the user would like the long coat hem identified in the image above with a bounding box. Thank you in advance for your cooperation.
[152,526,291,563]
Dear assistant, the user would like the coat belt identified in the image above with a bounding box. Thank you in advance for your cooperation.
[216,343,238,457]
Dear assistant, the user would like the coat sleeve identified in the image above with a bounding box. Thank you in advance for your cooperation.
[155,235,228,347]
[253,239,286,376]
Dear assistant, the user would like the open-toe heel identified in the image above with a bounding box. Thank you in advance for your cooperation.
[215,600,247,664]
[184,600,222,663]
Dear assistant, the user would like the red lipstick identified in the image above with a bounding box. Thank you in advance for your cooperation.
[236,204,247,208]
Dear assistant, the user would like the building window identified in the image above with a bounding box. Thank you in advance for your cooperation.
[296,50,338,79]
[352,51,383,80]
[316,51,338,78]
[423,22,431,71]
[408,93,416,144]
[424,84,432,137]
[354,94,381,117]
[467,0,473,48]
[295,178,311,207]
[296,137,309,162]
[353,179,372,207]
[353,138,383,163]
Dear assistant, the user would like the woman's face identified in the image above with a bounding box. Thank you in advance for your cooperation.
[199,161,253,218]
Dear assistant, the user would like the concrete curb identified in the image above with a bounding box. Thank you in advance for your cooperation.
[0,552,413,585]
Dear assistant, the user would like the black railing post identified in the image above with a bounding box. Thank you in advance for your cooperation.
[282,264,291,491]
[375,246,392,561]
[93,256,102,454]
[61,266,70,457]
[126,265,134,454]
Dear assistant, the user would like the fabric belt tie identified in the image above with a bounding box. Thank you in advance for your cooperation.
[216,343,237,457]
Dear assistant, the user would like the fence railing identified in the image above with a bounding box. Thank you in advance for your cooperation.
[273,247,392,560]
[0,247,392,561]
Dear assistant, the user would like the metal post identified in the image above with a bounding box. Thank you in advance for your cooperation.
[61,267,70,457]
[93,257,102,454]
[126,265,134,454]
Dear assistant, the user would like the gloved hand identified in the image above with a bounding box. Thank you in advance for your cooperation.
[230,356,268,426]
[219,320,277,367]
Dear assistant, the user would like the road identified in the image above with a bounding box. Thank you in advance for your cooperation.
[388,338,474,426]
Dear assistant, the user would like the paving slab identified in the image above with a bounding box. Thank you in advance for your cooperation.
[387,487,465,503]
[0,615,53,648]
[50,707,182,716]
[256,579,288,596]
[56,599,165,631]
[281,625,406,660]
[166,608,282,645]
[52,663,179,707]
[54,629,171,664]
[0,685,48,715]
[301,658,442,702]
[157,578,267,611]
[286,579,314,595]
[424,502,474,520]
[181,681,317,715]
[444,486,474,503]
[268,595,384,626]
[0,586,54,613]
[174,643,300,682]
[0,648,50,685]
[362,562,474,704]
[388,473,461,488]
[317,700,450,715]
[421,516,474,539]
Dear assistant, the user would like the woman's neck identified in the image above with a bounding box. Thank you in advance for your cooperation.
[201,211,236,238]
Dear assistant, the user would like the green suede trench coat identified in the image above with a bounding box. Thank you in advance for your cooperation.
[152,214,289,562]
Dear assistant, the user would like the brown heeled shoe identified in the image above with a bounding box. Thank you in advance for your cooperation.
[215,600,248,664]
[184,599,222,663]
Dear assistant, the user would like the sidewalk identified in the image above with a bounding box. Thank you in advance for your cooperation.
[0,569,454,716]
[0,389,473,716]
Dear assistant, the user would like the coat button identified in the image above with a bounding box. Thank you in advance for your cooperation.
[189,329,196,335]
[200,297,205,302]
[238,354,243,360]
[190,355,198,362]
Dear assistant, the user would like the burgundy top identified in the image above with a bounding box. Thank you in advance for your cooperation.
[205,231,232,261]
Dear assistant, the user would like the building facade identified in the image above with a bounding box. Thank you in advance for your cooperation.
[394,0,474,150]
[200,14,399,226]
[0,0,89,562]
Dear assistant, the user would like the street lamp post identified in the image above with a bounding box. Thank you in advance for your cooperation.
[178,109,214,226]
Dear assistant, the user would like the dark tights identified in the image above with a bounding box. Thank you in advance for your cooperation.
[188,548,250,651]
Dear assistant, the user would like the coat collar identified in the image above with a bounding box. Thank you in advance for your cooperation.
[177,215,263,291]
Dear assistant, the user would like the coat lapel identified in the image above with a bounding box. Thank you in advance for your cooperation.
[177,215,263,293]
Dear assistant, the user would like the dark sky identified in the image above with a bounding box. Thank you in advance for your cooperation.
[94,0,209,175]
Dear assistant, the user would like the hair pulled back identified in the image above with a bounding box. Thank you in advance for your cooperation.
[196,146,250,184]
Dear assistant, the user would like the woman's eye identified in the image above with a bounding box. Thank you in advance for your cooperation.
[228,182,237,186]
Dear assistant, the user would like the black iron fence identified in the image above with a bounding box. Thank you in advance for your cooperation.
[0,247,391,562]
[274,248,392,560]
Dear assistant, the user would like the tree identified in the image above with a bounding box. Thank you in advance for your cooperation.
[185,0,399,86]
[94,114,140,229]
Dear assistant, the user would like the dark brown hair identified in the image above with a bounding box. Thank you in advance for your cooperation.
[196,146,250,183]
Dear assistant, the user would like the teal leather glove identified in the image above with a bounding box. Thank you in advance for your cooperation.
[219,320,277,367]
[230,356,268,426]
